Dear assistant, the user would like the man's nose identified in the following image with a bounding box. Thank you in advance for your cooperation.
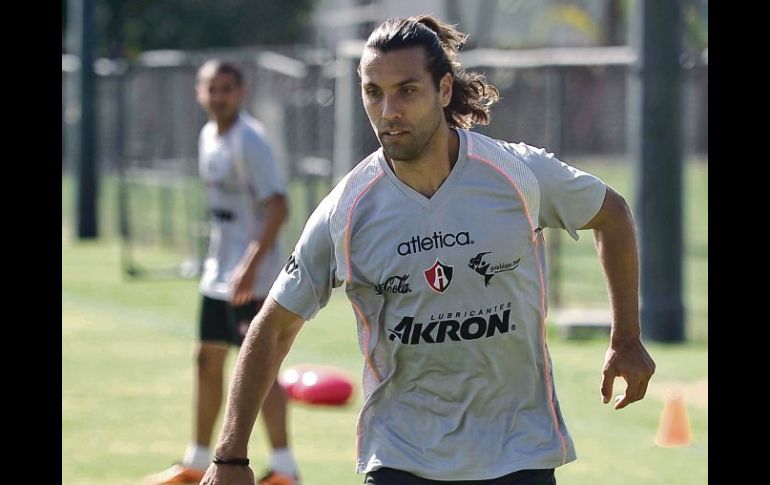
[381,95,402,121]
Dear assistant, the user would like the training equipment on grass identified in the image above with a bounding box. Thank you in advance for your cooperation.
[279,364,354,406]
[655,390,692,447]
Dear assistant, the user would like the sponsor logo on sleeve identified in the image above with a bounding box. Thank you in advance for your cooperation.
[284,253,299,274]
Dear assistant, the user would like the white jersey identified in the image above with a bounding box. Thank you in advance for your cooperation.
[198,112,286,301]
[269,130,606,479]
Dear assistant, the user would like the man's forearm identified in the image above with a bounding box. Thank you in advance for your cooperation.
[591,191,641,345]
[582,188,655,409]
[214,299,303,459]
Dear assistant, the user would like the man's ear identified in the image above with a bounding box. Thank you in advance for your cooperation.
[440,72,453,108]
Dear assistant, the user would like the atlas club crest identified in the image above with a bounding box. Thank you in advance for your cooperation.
[423,259,454,293]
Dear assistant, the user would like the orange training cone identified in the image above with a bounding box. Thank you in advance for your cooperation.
[655,390,692,447]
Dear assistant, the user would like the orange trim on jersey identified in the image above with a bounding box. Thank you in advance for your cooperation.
[343,170,384,463]
[350,299,382,459]
[345,173,385,282]
[468,152,569,463]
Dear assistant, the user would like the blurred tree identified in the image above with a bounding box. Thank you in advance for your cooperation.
[683,0,708,54]
[63,0,316,58]
[62,0,67,52]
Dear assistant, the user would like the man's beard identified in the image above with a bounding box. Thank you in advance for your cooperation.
[381,111,442,162]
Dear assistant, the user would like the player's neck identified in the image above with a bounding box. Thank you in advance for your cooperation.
[215,113,239,135]
[389,127,459,199]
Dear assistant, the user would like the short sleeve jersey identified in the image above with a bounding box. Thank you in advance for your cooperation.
[198,112,286,300]
[269,129,607,480]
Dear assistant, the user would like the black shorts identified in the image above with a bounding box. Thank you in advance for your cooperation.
[364,468,556,485]
[198,295,264,346]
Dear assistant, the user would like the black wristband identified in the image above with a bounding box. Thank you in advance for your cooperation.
[212,456,250,466]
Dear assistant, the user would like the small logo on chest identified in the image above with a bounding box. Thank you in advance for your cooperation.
[468,252,520,286]
[423,260,454,293]
[374,275,412,295]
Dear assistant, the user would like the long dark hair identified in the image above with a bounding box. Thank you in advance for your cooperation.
[363,15,500,129]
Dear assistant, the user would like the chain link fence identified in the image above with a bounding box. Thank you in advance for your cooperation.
[63,46,337,278]
[63,44,706,286]
[330,43,707,322]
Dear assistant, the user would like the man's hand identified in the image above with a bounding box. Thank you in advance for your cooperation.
[200,463,255,485]
[600,338,656,410]
[231,262,257,306]
[229,193,288,307]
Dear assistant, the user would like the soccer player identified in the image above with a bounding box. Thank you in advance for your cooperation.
[145,60,300,485]
[201,16,655,485]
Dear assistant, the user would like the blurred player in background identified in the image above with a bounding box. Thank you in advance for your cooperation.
[145,59,299,485]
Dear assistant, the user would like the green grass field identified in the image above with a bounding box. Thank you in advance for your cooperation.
[62,160,707,484]
[561,157,708,343]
